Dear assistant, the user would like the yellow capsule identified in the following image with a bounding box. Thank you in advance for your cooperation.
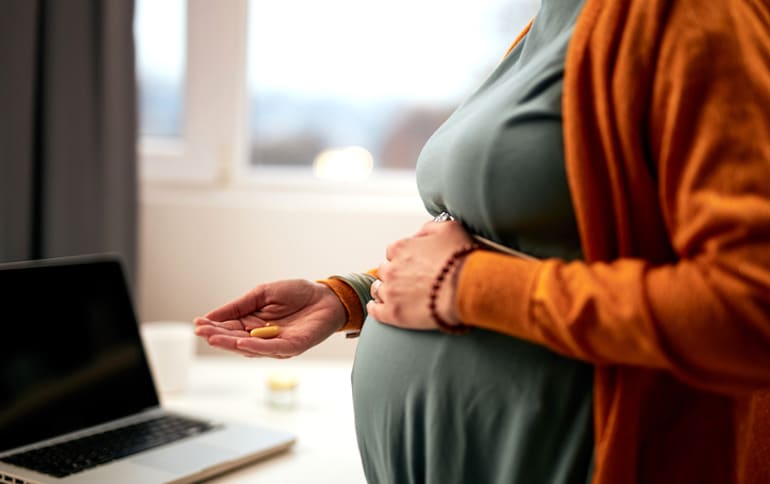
[250,324,281,339]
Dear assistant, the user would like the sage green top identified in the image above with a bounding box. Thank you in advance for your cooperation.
[416,1,583,260]
[349,1,593,483]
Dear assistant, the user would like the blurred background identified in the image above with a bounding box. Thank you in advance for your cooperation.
[1,0,539,358]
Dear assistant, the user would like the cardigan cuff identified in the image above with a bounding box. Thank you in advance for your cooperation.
[456,250,542,339]
[317,277,366,332]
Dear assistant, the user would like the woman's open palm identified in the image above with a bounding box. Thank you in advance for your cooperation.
[194,279,347,358]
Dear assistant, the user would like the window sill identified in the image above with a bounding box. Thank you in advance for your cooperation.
[141,169,426,216]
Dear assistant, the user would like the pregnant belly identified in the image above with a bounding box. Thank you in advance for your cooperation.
[350,317,594,484]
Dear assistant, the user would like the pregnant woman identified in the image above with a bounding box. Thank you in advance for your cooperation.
[195,0,770,482]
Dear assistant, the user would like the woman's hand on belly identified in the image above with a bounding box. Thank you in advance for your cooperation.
[367,219,475,331]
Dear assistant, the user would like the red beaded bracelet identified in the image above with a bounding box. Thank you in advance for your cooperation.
[429,244,478,334]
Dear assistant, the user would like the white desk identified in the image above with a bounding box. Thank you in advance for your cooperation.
[160,355,366,483]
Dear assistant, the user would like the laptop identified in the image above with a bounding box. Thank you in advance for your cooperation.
[0,254,296,483]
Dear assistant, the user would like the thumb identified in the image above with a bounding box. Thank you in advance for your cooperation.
[205,286,266,321]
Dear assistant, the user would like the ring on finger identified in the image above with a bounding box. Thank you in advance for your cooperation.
[371,279,384,303]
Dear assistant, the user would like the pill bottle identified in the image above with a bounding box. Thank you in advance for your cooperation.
[266,372,299,409]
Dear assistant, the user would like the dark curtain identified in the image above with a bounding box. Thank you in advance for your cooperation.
[0,0,138,286]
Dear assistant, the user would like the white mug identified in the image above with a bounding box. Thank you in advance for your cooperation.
[140,321,196,394]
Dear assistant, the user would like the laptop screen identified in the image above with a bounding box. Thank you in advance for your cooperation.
[0,256,159,453]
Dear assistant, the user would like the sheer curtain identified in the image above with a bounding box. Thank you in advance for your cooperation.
[0,0,138,286]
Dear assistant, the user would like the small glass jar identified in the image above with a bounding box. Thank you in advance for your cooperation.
[265,372,299,409]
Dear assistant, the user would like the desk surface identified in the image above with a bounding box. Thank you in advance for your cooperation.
[161,355,366,483]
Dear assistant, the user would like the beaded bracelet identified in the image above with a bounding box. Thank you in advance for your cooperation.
[429,244,478,334]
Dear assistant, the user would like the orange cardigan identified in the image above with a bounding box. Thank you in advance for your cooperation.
[325,0,770,482]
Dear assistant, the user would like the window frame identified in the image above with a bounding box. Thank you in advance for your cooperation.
[137,0,542,198]
[138,0,421,199]
[140,0,248,184]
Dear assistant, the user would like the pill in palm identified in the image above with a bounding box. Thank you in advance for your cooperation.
[250,324,280,339]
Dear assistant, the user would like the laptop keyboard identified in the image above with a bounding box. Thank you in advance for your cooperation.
[0,414,219,478]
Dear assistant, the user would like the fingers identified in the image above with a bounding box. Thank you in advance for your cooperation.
[366,281,409,328]
[415,217,462,237]
[414,219,439,237]
[384,227,436,261]
[385,220,465,261]
[205,333,299,358]
[204,286,267,321]
[368,218,473,331]
[366,299,383,323]
[201,333,261,358]
[195,318,305,358]
[234,336,299,358]
[366,298,405,329]
[195,318,243,331]
[195,315,266,331]
[194,321,249,338]
[384,239,401,262]
[370,279,384,304]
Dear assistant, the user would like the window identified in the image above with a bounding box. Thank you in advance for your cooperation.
[135,0,186,139]
[135,0,539,184]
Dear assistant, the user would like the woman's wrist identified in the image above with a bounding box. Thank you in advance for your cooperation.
[429,244,478,334]
[315,279,358,332]
[316,272,378,335]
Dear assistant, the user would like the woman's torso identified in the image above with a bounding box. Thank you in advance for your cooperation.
[352,2,593,483]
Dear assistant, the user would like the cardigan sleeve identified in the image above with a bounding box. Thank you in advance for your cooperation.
[318,268,379,332]
[456,1,770,396]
